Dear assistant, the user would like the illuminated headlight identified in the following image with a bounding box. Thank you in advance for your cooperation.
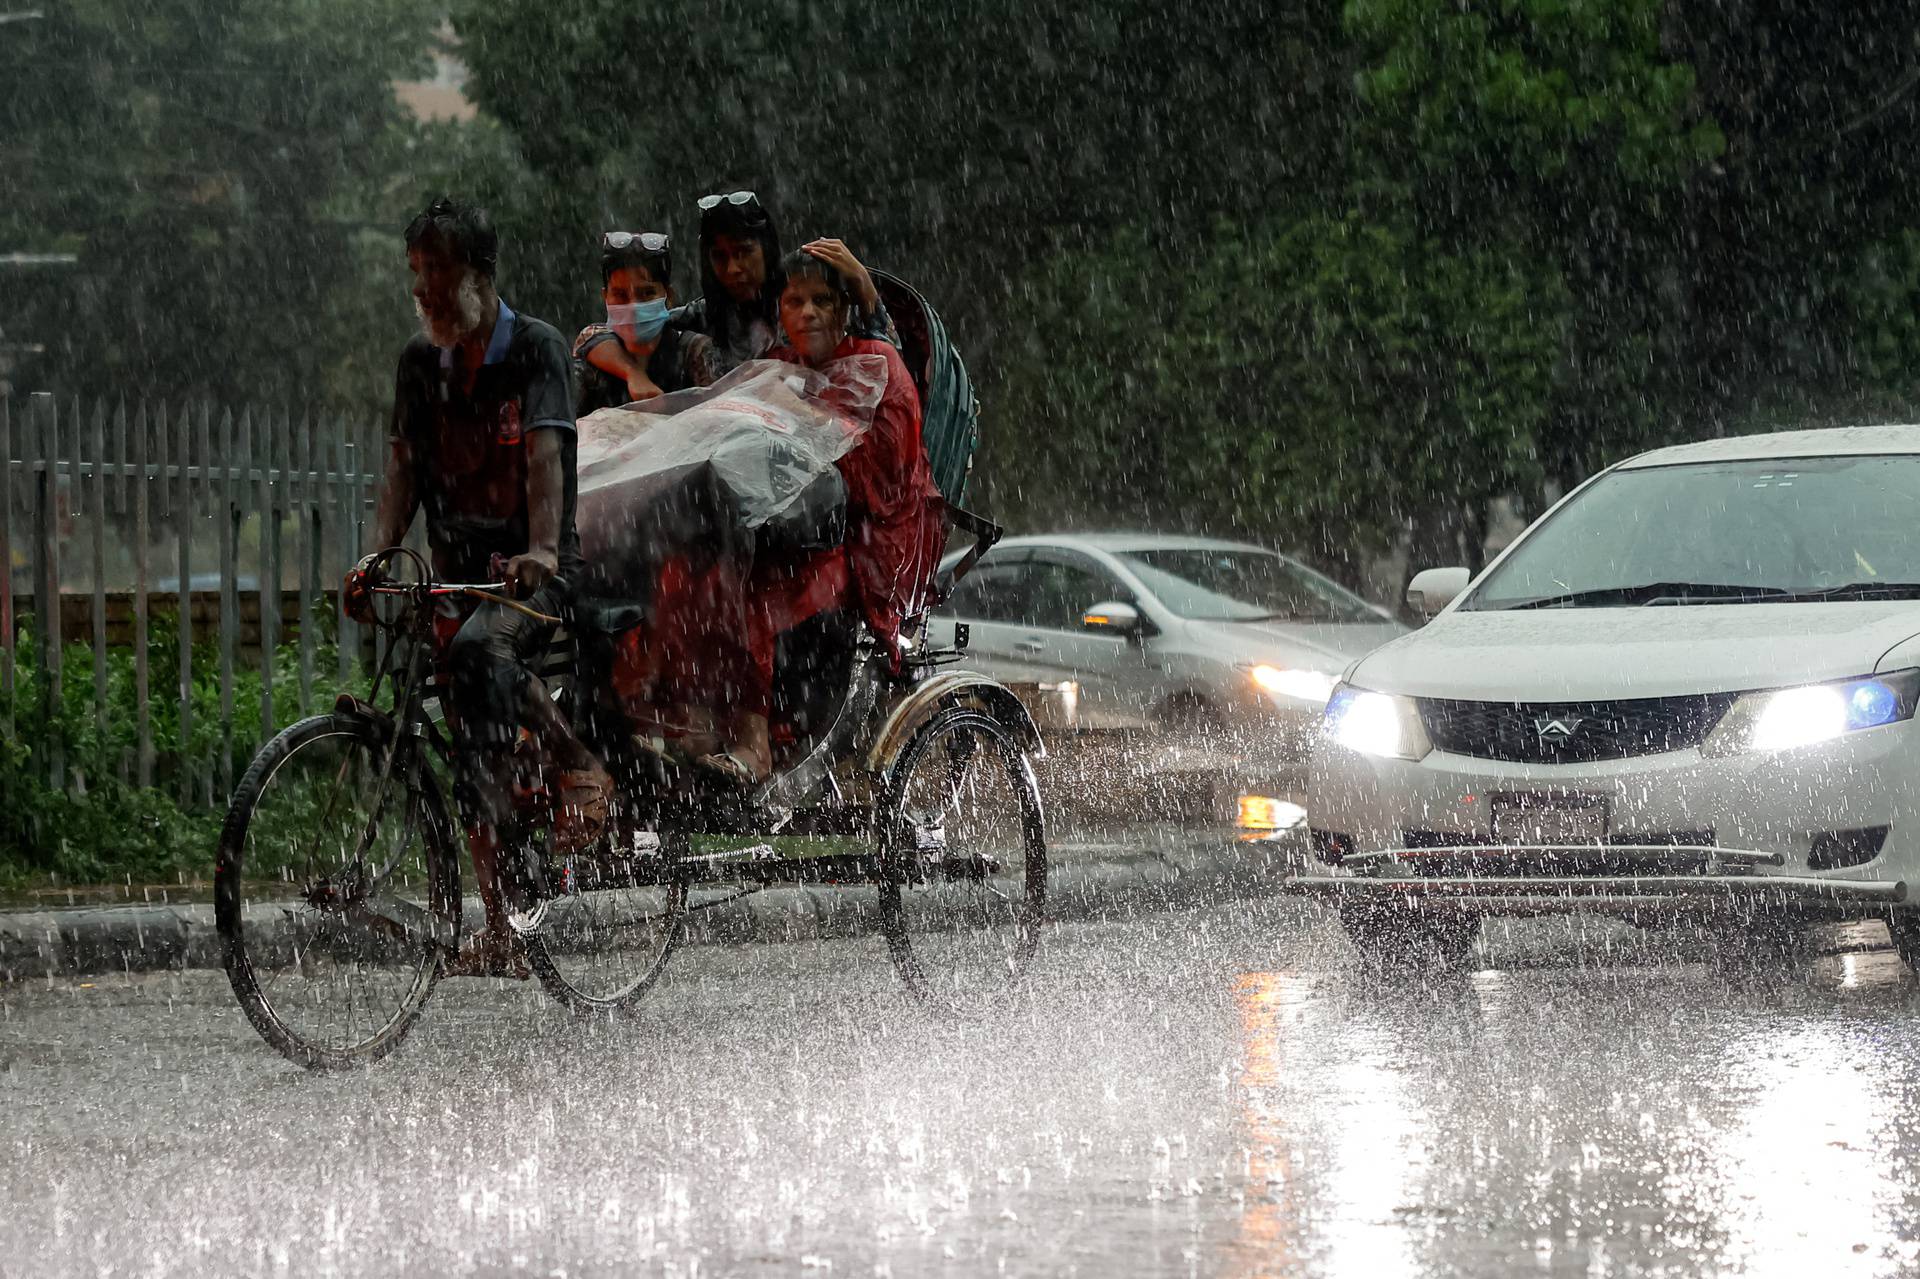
[1249,664,1338,704]
[1701,670,1920,757]
[1322,683,1431,760]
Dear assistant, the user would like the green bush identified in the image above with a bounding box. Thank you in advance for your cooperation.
[0,609,364,887]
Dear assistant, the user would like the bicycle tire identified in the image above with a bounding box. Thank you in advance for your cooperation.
[521,814,689,1016]
[216,712,462,1070]
[878,704,1047,1013]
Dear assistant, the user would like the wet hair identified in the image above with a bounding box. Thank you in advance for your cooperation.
[601,242,671,288]
[697,194,783,333]
[404,195,498,278]
[777,249,855,307]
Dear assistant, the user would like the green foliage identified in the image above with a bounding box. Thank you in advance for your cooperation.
[19,0,1920,591]
[2,0,440,412]
[0,611,363,886]
[1346,0,1723,190]
[449,0,1352,362]
[991,216,1565,575]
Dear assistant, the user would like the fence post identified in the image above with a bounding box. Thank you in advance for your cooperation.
[258,407,280,742]
[297,408,316,714]
[220,408,241,793]
[337,423,359,681]
[133,399,153,787]
[89,399,109,755]
[1,394,13,738]
[33,392,63,788]
[174,401,194,807]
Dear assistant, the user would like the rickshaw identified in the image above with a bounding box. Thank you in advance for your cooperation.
[213,275,1048,1070]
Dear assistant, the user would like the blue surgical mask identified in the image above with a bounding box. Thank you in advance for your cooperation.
[607,297,670,343]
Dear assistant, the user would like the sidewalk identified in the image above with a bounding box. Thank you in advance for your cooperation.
[0,827,1307,980]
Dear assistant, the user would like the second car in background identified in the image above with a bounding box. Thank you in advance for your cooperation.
[927,534,1406,757]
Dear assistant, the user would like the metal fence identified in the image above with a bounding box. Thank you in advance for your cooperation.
[2,390,387,803]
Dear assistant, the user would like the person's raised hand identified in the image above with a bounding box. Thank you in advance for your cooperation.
[804,238,880,313]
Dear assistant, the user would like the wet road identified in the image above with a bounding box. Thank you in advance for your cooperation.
[7,901,1920,1277]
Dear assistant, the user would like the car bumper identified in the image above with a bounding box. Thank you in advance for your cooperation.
[1299,720,1920,918]
[1281,857,1906,921]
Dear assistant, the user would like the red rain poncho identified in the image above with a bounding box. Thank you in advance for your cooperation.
[583,338,944,725]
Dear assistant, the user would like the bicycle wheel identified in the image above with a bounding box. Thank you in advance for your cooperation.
[216,712,461,1070]
[521,806,688,1016]
[878,705,1047,1013]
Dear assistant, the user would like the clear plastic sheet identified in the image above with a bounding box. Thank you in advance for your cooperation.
[574,355,887,599]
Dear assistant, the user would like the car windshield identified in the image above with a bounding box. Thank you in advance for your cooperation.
[1115,548,1385,623]
[1469,454,1920,609]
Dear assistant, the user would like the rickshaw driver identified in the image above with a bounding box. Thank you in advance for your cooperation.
[350,195,615,979]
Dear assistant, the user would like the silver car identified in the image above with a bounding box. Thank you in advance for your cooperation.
[927,533,1406,755]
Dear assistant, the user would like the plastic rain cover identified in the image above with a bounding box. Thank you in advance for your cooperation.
[574,355,888,598]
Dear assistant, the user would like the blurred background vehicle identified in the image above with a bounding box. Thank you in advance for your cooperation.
[927,533,1406,760]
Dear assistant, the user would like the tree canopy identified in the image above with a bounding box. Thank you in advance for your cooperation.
[1,0,439,406]
[12,1,1920,584]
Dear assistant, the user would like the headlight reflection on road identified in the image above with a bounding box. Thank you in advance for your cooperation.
[1716,1023,1904,1278]
[1231,972,1422,1278]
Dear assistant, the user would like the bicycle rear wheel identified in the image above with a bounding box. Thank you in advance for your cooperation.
[521,809,688,1016]
[216,712,461,1070]
[879,705,1047,1014]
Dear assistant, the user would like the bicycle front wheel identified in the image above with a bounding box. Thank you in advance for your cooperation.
[216,712,462,1070]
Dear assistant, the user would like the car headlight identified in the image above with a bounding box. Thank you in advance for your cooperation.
[1248,663,1338,704]
[1322,683,1432,760]
[1701,670,1920,757]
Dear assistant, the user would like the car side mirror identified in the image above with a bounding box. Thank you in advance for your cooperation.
[1082,600,1142,635]
[1406,567,1471,617]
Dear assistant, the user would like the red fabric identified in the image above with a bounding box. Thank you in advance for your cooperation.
[618,337,945,725]
[762,336,946,662]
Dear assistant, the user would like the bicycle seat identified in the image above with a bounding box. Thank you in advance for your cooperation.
[572,597,650,635]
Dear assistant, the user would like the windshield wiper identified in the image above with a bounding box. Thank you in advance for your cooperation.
[1501,581,1787,610]
[1771,581,1920,602]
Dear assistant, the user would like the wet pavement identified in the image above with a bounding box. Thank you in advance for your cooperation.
[7,900,1920,1277]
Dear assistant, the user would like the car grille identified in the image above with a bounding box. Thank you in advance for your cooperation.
[1416,693,1738,763]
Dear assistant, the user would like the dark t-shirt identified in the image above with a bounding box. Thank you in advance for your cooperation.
[572,324,720,416]
[390,303,585,582]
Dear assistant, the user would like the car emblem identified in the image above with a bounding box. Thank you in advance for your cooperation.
[1534,714,1584,744]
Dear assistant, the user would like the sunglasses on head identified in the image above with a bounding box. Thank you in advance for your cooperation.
[697,190,760,212]
[603,230,670,252]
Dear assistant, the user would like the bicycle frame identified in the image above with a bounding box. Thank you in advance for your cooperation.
[333,550,1045,939]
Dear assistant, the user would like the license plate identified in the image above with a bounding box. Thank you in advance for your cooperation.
[1490,794,1608,845]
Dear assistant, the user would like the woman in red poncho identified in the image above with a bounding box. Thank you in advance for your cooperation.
[647,249,944,784]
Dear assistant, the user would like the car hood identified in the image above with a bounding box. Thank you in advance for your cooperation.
[1203,618,1408,668]
[1352,603,1920,700]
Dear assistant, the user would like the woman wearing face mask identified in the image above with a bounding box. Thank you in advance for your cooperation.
[573,231,718,414]
[583,191,894,389]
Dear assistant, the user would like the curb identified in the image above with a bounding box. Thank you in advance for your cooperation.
[0,836,1306,980]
